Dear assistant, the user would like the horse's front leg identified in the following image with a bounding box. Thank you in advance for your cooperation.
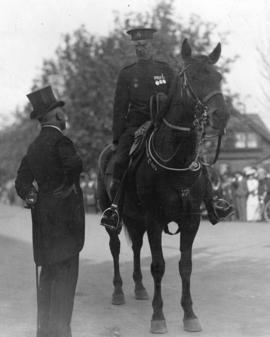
[106,229,125,305]
[179,229,202,332]
[127,219,149,300]
[147,222,167,334]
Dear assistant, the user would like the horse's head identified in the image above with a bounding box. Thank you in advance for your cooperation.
[150,39,230,171]
[178,39,229,134]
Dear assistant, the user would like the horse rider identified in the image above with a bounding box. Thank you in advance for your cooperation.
[15,86,85,337]
[100,27,234,229]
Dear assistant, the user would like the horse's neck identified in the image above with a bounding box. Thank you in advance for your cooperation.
[151,74,198,166]
[153,123,197,166]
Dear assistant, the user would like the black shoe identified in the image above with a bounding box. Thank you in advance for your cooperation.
[100,206,121,231]
[207,198,234,225]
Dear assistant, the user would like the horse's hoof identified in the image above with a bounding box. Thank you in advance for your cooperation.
[150,320,167,334]
[112,292,125,305]
[135,288,149,300]
[183,318,202,332]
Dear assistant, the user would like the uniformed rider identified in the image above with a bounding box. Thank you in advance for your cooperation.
[101,27,234,228]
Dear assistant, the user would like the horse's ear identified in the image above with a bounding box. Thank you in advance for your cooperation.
[181,38,192,60]
[208,43,221,64]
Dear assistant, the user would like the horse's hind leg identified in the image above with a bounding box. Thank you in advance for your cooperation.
[126,217,149,300]
[107,228,125,305]
[179,226,202,332]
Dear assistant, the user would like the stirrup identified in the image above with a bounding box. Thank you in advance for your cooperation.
[213,198,234,219]
[100,205,121,231]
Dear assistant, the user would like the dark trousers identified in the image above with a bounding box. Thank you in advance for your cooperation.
[113,128,137,181]
[37,254,79,337]
[235,196,247,221]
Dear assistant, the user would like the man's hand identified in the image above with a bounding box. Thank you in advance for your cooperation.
[24,190,38,208]
[112,143,118,152]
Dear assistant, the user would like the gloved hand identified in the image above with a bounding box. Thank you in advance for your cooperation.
[24,190,38,209]
[112,143,118,152]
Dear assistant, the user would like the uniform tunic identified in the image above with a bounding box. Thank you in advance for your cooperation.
[112,58,174,180]
[112,58,175,144]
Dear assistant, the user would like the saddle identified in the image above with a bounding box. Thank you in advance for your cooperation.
[103,121,153,186]
[129,121,153,158]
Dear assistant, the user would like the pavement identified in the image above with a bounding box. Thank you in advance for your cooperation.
[0,203,270,337]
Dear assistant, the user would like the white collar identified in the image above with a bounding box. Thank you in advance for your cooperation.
[42,125,63,134]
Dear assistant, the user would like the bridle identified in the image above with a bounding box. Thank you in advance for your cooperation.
[164,64,224,133]
[147,65,224,172]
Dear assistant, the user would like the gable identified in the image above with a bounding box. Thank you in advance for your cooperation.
[221,110,270,151]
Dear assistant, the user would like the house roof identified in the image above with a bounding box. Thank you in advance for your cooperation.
[230,109,270,143]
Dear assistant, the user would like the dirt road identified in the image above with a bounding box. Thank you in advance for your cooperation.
[0,203,270,337]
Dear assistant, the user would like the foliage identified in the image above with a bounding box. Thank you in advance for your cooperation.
[257,46,270,111]
[0,0,237,181]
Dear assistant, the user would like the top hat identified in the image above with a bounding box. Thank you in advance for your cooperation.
[126,27,157,41]
[27,86,65,120]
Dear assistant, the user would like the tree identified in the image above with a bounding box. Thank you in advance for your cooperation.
[257,43,270,111]
[0,0,238,180]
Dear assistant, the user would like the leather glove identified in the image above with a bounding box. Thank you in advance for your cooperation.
[112,143,118,152]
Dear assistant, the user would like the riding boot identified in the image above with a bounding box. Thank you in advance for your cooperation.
[100,178,124,231]
[109,178,121,201]
[203,168,234,224]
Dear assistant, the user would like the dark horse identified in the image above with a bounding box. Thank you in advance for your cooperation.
[97,39,230,334]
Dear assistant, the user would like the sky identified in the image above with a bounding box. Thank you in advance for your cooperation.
[0,0,269,127]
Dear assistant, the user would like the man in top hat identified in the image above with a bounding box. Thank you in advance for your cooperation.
[100,27,234,228]
[15,85,85,337]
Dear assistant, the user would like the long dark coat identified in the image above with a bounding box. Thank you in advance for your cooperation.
[15,126,85,266]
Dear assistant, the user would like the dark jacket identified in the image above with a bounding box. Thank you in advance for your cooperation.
[15,126,85,266]
[112,58,174,144]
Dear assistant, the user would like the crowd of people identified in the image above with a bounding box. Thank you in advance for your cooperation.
[80,170,98,213]
[214,166,270,222]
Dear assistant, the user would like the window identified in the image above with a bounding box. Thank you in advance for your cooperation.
[247,133,258,148]
[234,132,259,149]
[235,133,245,148]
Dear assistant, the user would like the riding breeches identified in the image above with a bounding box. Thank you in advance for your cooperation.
[113,127,137,181]
[202,166,215,202]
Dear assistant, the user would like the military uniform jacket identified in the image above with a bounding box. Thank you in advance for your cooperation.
[15,126,85,266]
[112,58,175,144]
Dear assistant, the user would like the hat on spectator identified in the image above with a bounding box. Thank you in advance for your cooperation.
[244,167,256,176]
[257,167,266,179]
[27,86,65,120]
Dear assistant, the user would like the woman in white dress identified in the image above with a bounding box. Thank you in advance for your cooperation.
[246,168,261,221]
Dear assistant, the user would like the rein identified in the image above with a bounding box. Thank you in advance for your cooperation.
[147,65,224,172]
[146,130,201,172]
